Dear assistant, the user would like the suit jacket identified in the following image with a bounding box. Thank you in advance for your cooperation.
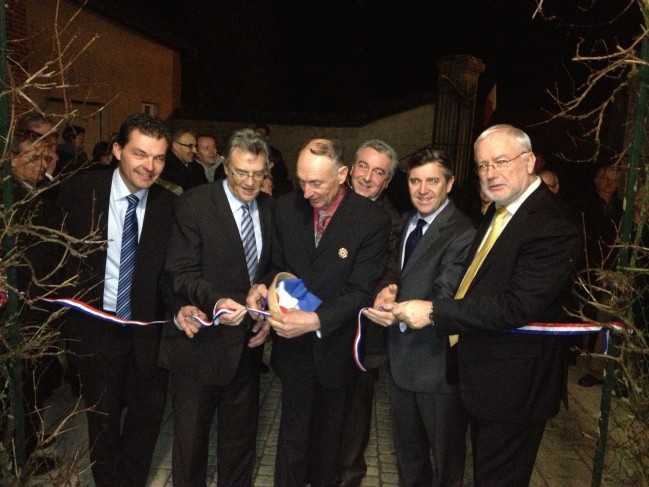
[389,200,475,393]
[361,192,403,369]
[160,151,208,192]
[435,184,582,423]
[159,181,274,386]
[58,170,176,364]
[267,189,390,389]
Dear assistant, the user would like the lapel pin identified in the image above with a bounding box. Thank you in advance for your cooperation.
[338,248,348,259]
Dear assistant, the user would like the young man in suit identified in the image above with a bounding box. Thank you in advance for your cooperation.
[58,113,175,487]
[161,128,273,486]
[373,124,581,487]
[247,138,390,487]
[364,149,475,486]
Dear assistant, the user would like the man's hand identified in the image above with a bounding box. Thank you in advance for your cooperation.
[246,284,268,319]
[362,302,397,327]
[215,298,247,326]
[248,319,270,348]
[268,309,320,339]
[373,283,398,309]
[176,305,206,338]
[392,300,432,329]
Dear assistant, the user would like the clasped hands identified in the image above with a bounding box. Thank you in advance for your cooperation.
[362,284,432,330]
[175,297,269,347]
[245,284,320,339]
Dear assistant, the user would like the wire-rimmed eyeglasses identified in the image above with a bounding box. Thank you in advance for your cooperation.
[475,151,530,174]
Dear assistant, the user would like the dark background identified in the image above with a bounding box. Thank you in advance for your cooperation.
[94,0,642,191]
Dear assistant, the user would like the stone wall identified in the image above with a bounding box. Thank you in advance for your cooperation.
[176,103,435,176]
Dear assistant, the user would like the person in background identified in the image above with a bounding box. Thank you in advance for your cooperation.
[338,139,402,487]
[90,141,116,170]
[539,169,560,194]
[195,133,226,182]
[56,124,89,175]
[6,117,64,475]
[159,128,208,193]
[572,164,623,387]
[254,123,293,196]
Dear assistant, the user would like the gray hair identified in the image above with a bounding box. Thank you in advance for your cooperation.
[354,139,398,177]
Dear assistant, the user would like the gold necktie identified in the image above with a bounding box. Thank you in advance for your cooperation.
[449,206,509,346]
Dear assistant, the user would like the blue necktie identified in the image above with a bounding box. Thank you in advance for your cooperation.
[241,204,258,283]
[402,218,426,269]
[115,194,139,319]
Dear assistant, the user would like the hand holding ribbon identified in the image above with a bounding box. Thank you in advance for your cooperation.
[246,284,268,320]
[177,305,207,338]
[392,299,433,330]
[268,308,320,338]
[362,303,397,328]
[214,298,248,326]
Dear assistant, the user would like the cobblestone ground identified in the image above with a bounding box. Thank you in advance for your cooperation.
[40,352,634,487]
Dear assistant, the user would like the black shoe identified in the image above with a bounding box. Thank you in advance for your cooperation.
[259,362,271,374]
[578,374,604,387]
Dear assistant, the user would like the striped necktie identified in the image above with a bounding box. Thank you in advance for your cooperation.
[115,194,139,319]
[315,210,329,247]
[241,204,258,283]
[449,206,509,346]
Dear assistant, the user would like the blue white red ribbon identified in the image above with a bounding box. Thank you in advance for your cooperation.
[353,308,632,372]
[39,297,268,327]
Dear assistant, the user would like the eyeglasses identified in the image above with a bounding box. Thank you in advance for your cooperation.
[476,151,529,174]
[174,141,197,150]
[230,167,267,180]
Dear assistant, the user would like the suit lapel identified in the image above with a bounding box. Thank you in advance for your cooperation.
[256,192,273,280]
[467,185,544,287]
[401,201,454,276]
[314,191,352,257]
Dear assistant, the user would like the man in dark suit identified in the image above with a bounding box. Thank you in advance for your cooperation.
[159,128,208,193]
[58,113,175,487]
[7,122,64,473]
[365,149,475,486]
[247,138,390,487]
[160,128,273,486]
[338,139,402,487]
[379,125,582,487]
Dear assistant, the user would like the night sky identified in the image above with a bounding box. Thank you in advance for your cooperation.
[98,0,642,178]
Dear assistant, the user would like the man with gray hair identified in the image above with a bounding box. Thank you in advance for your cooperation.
[369,125,581,486]
[161,128,274,486]
[338,139,403,486]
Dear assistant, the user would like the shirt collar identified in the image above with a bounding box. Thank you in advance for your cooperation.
[499,176,541,216]
[112,168,148,202]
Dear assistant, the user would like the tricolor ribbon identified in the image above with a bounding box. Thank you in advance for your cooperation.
[39,297,168,326]
[39,297,268,328]
[353,309,632,372]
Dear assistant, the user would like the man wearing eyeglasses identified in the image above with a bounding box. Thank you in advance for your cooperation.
[159,128,208,192]
[7,116,65,474]
[161,128,274,486]
[367,125,581,487]
[247,138,390,487]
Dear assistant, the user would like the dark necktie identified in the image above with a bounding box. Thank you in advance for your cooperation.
[116,194,139,319]
[315,210,329,247]
[402,218,426,269]
[241,204,258,283]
